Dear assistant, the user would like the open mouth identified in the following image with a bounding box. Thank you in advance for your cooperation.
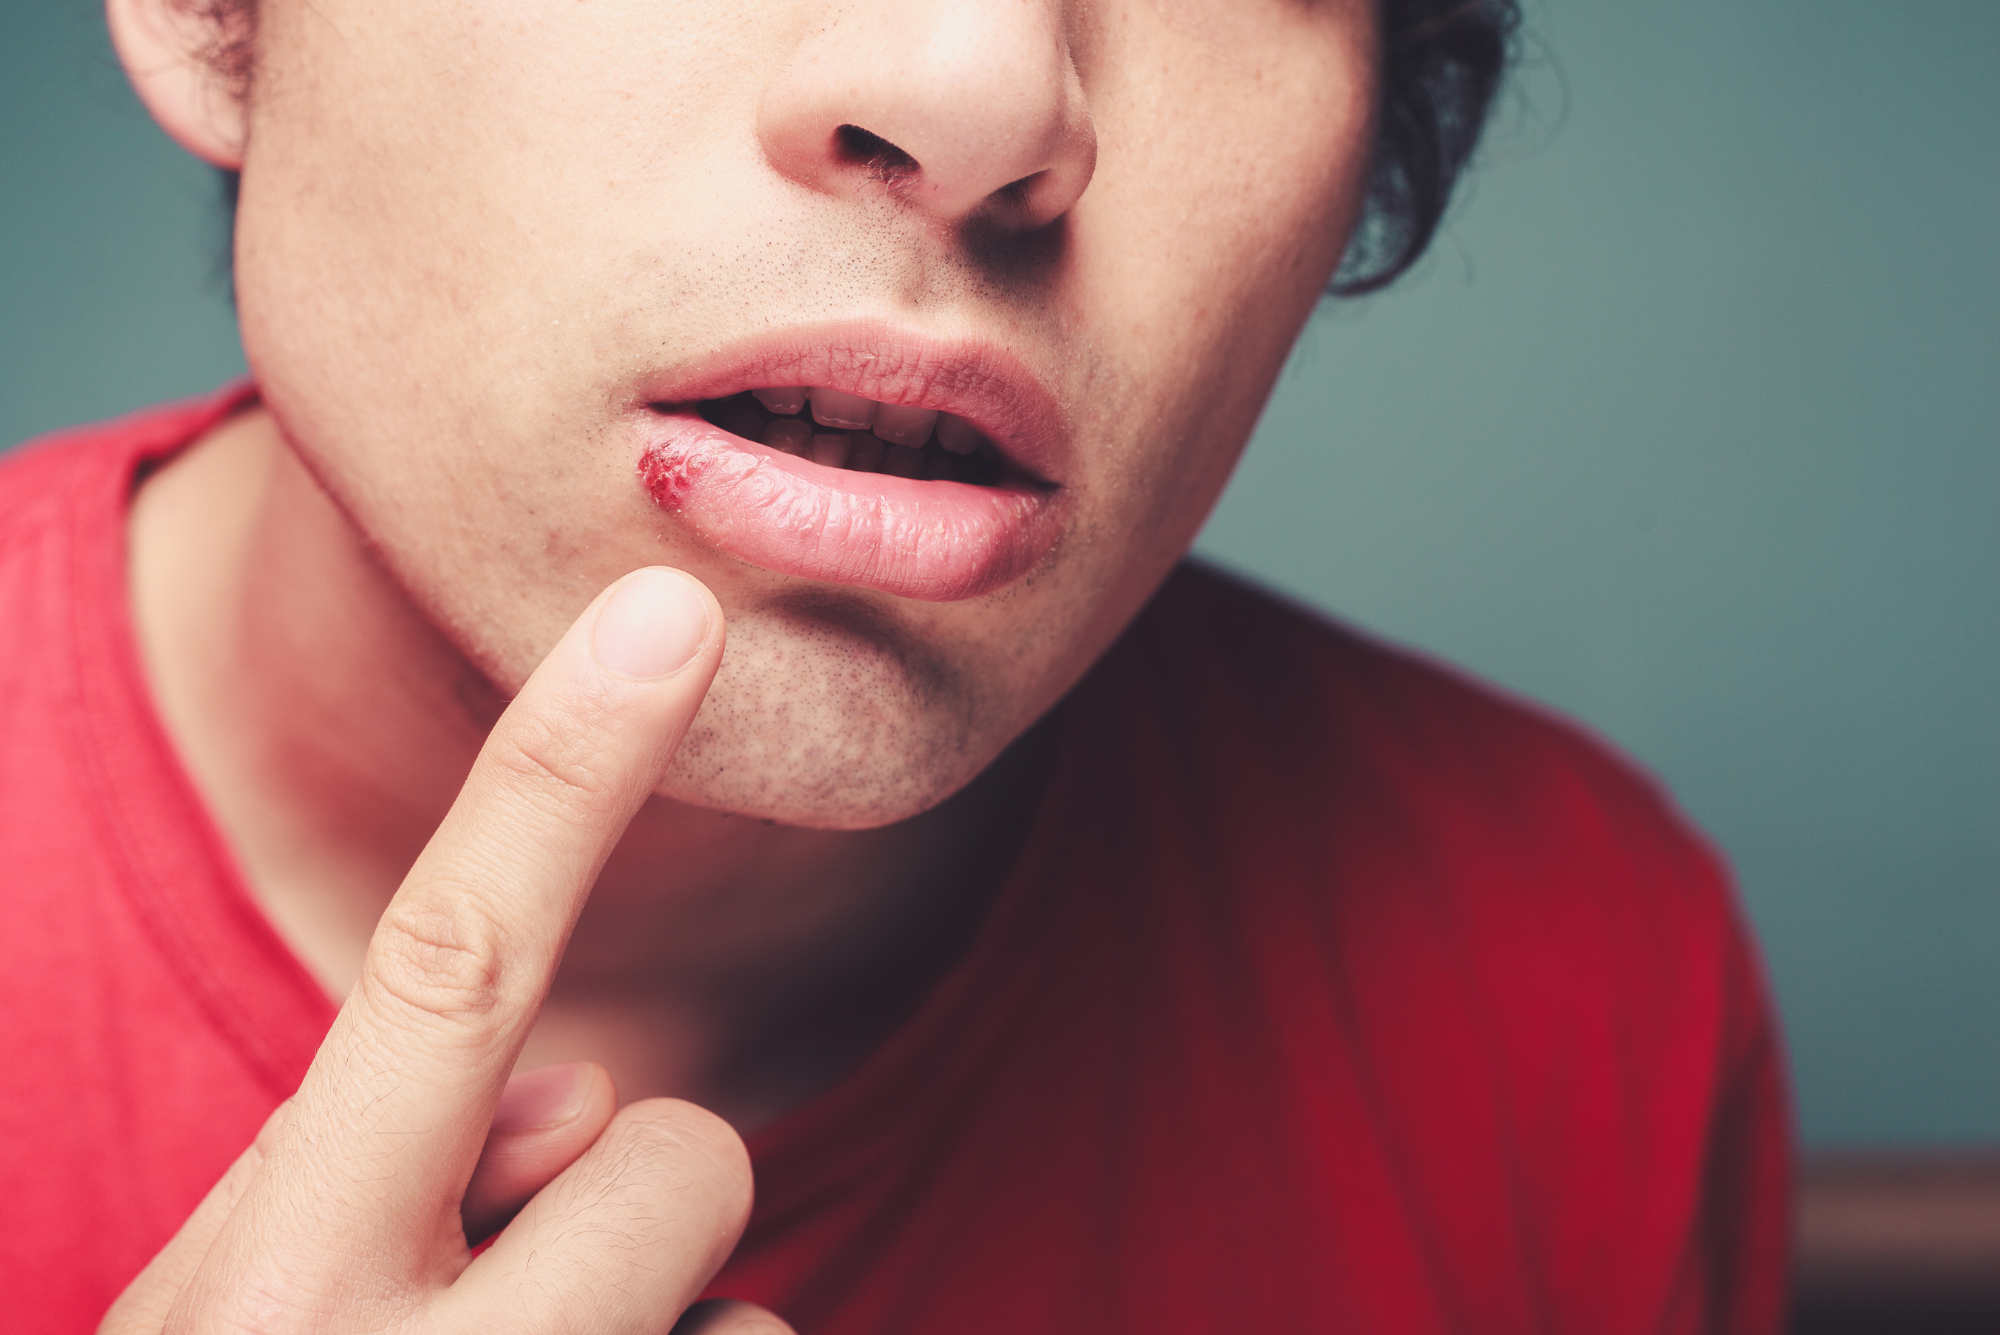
[694,387,1017,488]
[631,325,1068,601]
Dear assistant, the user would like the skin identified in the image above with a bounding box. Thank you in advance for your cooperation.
[101,0,1380,1328]
[104,571,780,1333]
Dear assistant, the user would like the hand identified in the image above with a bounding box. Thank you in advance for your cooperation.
[101,568,791,1335]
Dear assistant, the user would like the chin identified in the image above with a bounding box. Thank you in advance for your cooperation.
[649,599,1004,830]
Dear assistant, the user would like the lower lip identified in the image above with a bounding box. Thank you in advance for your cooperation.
[636,411,1061,602]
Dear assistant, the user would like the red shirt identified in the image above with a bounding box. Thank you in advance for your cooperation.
[1,392,1791,1333]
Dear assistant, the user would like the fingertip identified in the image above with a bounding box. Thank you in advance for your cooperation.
[612,1097,756,1229]
[591,567,722,681]
[582,1060,620,1118]
[491,1061,594,1135]
[463,1063,618,1243]
[452,1096,756,1323]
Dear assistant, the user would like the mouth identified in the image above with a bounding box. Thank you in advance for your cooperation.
[692,388,1021,488]
[631,326,1068,603]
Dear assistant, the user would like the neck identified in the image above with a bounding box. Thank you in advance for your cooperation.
[128,406,1048,1129]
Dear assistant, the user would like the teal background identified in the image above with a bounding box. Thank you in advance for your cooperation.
[4,2,1996,1146]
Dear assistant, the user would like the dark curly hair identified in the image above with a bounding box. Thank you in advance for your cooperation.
[1338,0,1520,294]
[202,0,1517,298]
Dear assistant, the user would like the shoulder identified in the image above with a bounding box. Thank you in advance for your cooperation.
[0,421,110,551]
[1116,559,1705,857]
[0,385,258,554]
[1097,559,1763,1028]
[1067,563,1791,1324]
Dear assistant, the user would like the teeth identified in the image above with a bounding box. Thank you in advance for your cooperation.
[752,386,807,416]
[845,435,886,473]
[761,418,812,456]
[809,433,851,469]
[872,404,938,447]
[708,388,1002,483]
[809,387,877,431]
[934,412,982,455]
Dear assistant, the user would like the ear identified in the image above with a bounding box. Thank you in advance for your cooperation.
[106,0,250,169]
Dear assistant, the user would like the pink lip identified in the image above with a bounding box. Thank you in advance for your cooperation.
[630,322,1068,602]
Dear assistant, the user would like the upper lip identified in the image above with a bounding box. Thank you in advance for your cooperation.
[633,318,1069,486]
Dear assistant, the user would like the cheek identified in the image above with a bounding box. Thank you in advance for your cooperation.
[236,3,714,423]
[1063,18,1375,465]
[1062,155,1371,588]
[226,0,1378,811]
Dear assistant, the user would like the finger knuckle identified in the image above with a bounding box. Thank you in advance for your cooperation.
[360,897,512,1029]
[554,1099,754,1242]
[158,1269,315,1335]
[609,1098,753,1193]
[169,1277,413,1335]
[185,1280,310,1335]
[486,700,629,829]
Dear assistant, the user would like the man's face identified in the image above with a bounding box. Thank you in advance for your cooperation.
[230,0,1377,827]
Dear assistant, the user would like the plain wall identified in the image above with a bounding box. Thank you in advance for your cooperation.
[4,1,1996,1147]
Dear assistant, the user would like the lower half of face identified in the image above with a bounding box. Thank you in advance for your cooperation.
[231,0,1377,829]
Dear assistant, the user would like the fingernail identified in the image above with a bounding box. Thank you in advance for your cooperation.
[592,568,709,680]
[492,1062,591,1135]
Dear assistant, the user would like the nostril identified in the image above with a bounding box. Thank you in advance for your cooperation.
[994,173,1038,209]
[835,124,920,182]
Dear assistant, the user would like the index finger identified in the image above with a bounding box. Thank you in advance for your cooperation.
[188,567,723,1301]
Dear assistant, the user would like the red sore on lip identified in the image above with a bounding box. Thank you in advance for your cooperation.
[638,441,705,509]
[633,419,1061,602]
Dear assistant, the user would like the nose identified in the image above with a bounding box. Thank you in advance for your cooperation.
[758,1,1097,230]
